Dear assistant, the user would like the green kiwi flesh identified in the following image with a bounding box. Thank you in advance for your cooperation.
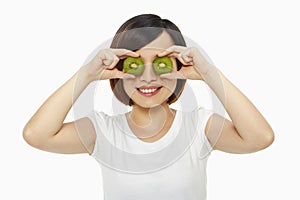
[153,57,173,75]
[123,57,144,75]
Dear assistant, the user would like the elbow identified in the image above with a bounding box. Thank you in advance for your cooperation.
[261,130,275,149]
[23,125,45,149]
[248,130,275,152]
[23,125,36,147]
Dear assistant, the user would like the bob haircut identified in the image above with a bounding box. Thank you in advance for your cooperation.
[109,14,187,106]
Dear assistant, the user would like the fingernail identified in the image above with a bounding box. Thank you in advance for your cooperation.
[123,73,135,79]
[160,73,172,79]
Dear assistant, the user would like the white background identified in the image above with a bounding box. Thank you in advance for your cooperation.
[1,0,299,199]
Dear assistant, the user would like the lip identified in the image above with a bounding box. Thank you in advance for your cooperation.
[136,86,162,97]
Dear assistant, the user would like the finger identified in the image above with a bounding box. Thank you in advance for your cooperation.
[101,66,136,79]
[159,70,185,80]
[180,53,193,63]
[98,69,121,80]
[111,48,139,58]
[122,73,136,79]
[158,45,186,57]
[99,50,118,68]
[103,59,114,66]
[158,50,192,66]
[171,53,191,66]
[113,70,136,79]
[106,56,119,69]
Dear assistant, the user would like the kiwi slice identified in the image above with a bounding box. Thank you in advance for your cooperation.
[123,57,144,75]
[152,56,173,75]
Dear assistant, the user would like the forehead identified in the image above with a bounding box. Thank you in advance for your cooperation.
[139,30,174,51]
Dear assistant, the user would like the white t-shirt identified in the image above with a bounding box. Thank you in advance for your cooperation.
[87,107,214,200]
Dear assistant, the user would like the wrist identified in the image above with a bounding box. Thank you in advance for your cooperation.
[199,64,220,82]
[77,64,98,83]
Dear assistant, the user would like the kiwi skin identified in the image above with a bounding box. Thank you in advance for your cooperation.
[123,57,144,75]
[152,57,173,75]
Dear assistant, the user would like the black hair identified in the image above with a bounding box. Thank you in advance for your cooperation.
[110,14,187,106]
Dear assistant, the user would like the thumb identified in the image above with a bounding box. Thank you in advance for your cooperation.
[160,70,185,80]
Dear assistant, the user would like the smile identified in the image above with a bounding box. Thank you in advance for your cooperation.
[136,86,162,97]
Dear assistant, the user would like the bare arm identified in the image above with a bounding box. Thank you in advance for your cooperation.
[203,67,274,153]
[23,69,95,154]
[159,46,274,154]
[23,49,138,154]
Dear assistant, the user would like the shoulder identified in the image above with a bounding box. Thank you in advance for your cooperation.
[190,106,215,125]
[87,110,119,123]
[178,107,215,135]
[86,110,127,132]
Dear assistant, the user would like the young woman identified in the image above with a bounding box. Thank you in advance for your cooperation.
[23,14,274,200]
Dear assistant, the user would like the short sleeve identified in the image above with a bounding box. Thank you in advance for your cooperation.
[194,107,214,159]
[85,110,109,158]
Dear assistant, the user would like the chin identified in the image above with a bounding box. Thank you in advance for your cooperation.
[134,101,163,109]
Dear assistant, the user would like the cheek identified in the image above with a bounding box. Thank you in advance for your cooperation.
[122,79,136,97]
[153,58,177,91]
[161,79,177,93]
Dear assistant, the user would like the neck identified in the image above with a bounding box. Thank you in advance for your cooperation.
[128,102,175,127]
[126,102,177,141]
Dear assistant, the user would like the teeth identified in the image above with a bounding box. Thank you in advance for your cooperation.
[139,88,158,93]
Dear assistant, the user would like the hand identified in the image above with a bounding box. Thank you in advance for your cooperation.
[157,46,213,80]
[83,48,139,81]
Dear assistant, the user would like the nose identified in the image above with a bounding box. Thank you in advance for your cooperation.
[139,63,157,83]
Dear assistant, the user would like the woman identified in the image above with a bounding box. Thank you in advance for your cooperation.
[23,14,274,200]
